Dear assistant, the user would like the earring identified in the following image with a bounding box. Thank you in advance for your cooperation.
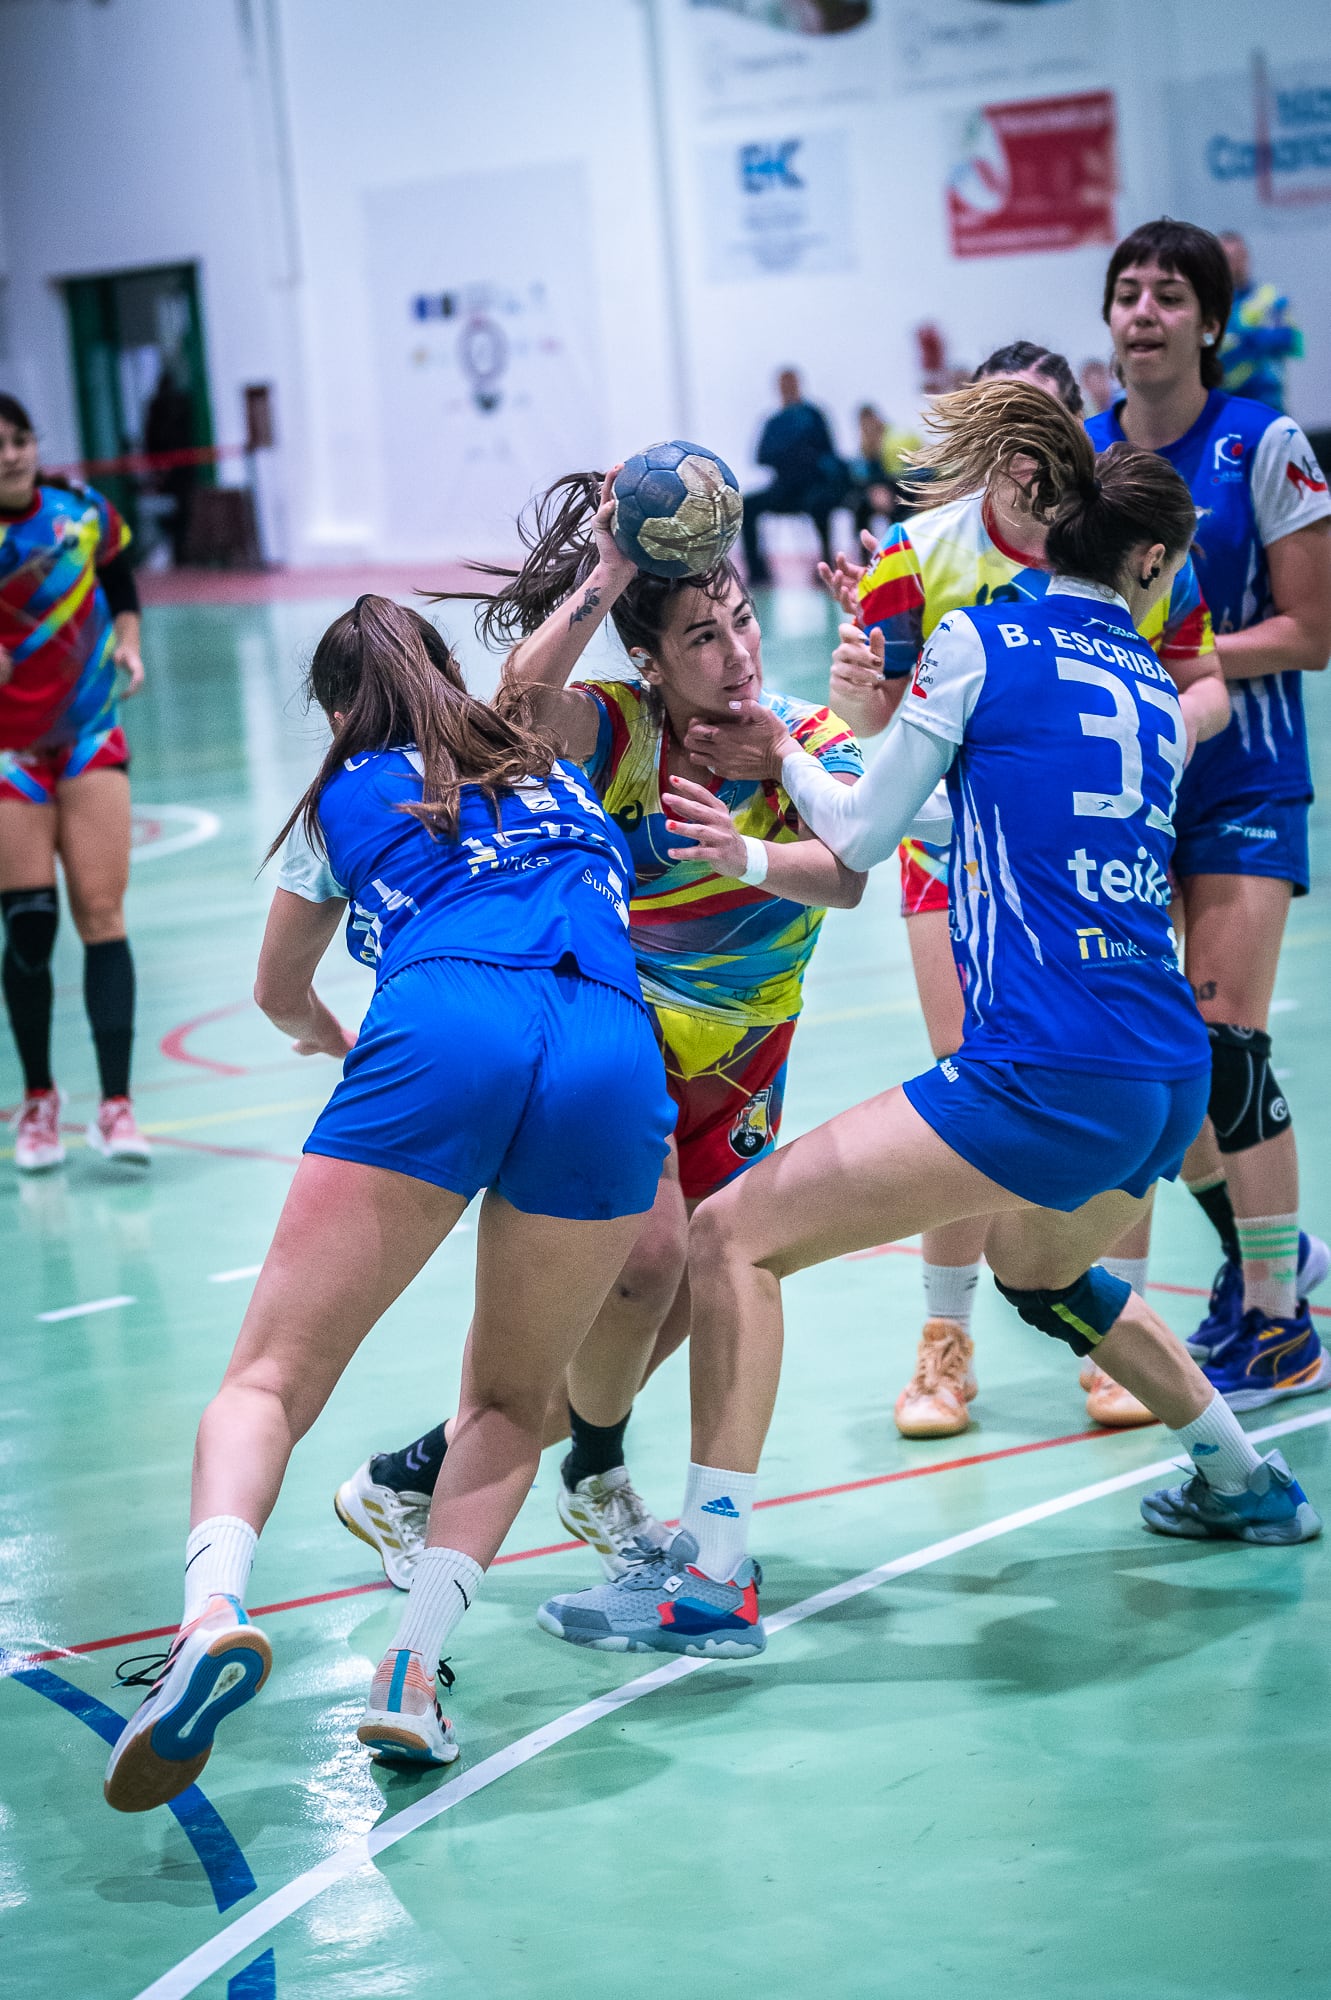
[1139,565,1161,586]
[1201,334,1215,347]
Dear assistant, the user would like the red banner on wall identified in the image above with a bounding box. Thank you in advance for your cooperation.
[946,91,1117,258]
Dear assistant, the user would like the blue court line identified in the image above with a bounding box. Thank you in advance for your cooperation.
[227,1949,276,1998]
[3,1652,276,1992]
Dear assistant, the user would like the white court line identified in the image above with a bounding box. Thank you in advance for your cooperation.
[37,1295,136,1323]
[208,1266,263,1285]
[131,1405,1330,2000]
[130,806,222,864]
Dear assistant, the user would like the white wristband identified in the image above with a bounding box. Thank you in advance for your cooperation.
[738,835,770,886]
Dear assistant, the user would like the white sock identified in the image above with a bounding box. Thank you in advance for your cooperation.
[390,1547,484,1663]
[680,1462,756,1582]
[183,1516,258,1622]
[1173,1391,1264,1495]
[1236,1212,1299,1319]
[1100,1256,1150,1298]
[922,1260,981,1333]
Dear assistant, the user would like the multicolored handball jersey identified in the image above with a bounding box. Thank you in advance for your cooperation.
[575,677,862,1077]
[0,482,130,754]
[857,489,1216,912]
[1087,392,1331,812]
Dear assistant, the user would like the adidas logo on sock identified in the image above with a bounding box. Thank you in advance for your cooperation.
[700,1495,740,1518]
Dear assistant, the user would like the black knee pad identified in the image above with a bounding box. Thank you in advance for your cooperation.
[994,1266,1132,1357]
[1207,1022,1291,1154]
[0,887,59,975]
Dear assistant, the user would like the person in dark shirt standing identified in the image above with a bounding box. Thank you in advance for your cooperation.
[741,369,845,585]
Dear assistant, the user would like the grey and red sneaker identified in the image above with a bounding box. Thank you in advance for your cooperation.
[537,1528,766,1659]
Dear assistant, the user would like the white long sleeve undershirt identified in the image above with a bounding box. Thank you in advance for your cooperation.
[780,719,956,872]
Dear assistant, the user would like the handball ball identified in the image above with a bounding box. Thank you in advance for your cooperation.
[611,441,743,579]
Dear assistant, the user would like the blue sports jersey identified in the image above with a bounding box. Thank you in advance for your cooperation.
[901,580,1211,1080]
[277,749,642,1003]
[1087,393,1331,809]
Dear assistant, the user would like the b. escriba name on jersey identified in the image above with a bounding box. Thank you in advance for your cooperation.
[1000,618,1178,687]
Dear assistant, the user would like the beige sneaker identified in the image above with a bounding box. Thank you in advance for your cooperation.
[895,1319,977,1438]
[1080,1358,1156,1429]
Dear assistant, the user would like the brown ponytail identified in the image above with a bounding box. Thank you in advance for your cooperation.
[907,377,1197,592]
[265,595,559,862]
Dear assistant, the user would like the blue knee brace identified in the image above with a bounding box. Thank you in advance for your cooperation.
[993,1266,1132,1357]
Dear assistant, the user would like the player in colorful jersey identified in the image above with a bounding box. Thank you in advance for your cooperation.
[333,468,864,1590]
[0,394,150,1169]
[537,380,1320,1667]
[816,345,1223,1434]
[1091,219,1331,1410]
[103,595,675,1808]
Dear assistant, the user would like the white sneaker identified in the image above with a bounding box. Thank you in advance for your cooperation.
[357,1647,460,1767]
[334,1459,429,1590]
[103,1594,271,1813]
[556,1465,669,1579]
[13,1087,65,1172]
[86,1095,151,1164]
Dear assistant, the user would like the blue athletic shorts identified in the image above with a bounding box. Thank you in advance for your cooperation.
[1173,796,1309,896]
[305,957,676,1220]
[903,1055,1211,1212]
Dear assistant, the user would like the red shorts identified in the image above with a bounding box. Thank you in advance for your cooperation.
[663,1018,796,1201]
[0,724,129,804]
[899,837,950,918]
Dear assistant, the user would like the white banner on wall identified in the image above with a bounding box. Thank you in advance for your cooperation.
[1171,56,1331,234]
[363,164,605,558]
[700,128,855,278]
[685,0,882,116]
[894,0,1097,96]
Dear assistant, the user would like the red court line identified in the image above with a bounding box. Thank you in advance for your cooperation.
[12,1423,1118,1667]
[149,1134,303,1167]
[160,1001,253,1075]
[846,1242,1331,1317]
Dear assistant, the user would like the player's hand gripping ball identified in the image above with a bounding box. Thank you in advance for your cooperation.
[611,441,743,579]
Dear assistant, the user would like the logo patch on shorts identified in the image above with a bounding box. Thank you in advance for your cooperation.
[940,1057,959,1081]
[729,1086,774,1160]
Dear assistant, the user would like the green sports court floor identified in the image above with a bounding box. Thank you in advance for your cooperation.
[2,584,1329,2000]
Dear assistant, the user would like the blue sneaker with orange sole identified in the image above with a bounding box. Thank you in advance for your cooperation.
[103,1594,271,1813]
[537,1529,766,1658]
[1141,1450,1321,1545]
[1201,1302,1331,1411]
[1187,1231,1330,1363]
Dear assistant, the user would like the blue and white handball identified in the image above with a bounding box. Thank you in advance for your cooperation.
[611,441,743,579]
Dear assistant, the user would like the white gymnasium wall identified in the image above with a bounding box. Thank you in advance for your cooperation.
[1,0,1329,565]
[271,0,676,560]
[657,0,1331,489]
[0,0,292,471]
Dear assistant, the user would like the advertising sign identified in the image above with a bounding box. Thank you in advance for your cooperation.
[700,127,855,278]
[1172,55,1331,232]
[896,0,1097,96]
[946,90,1116,258]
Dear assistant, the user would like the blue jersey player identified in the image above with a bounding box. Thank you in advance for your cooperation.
[537,379,1320,1665]
[103,596,674,1810]
[1091,219,1331,1404]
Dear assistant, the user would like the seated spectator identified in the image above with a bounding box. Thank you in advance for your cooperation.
[1220,231,1303,412]
[741,369,847,585]
[847,405,923,536]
